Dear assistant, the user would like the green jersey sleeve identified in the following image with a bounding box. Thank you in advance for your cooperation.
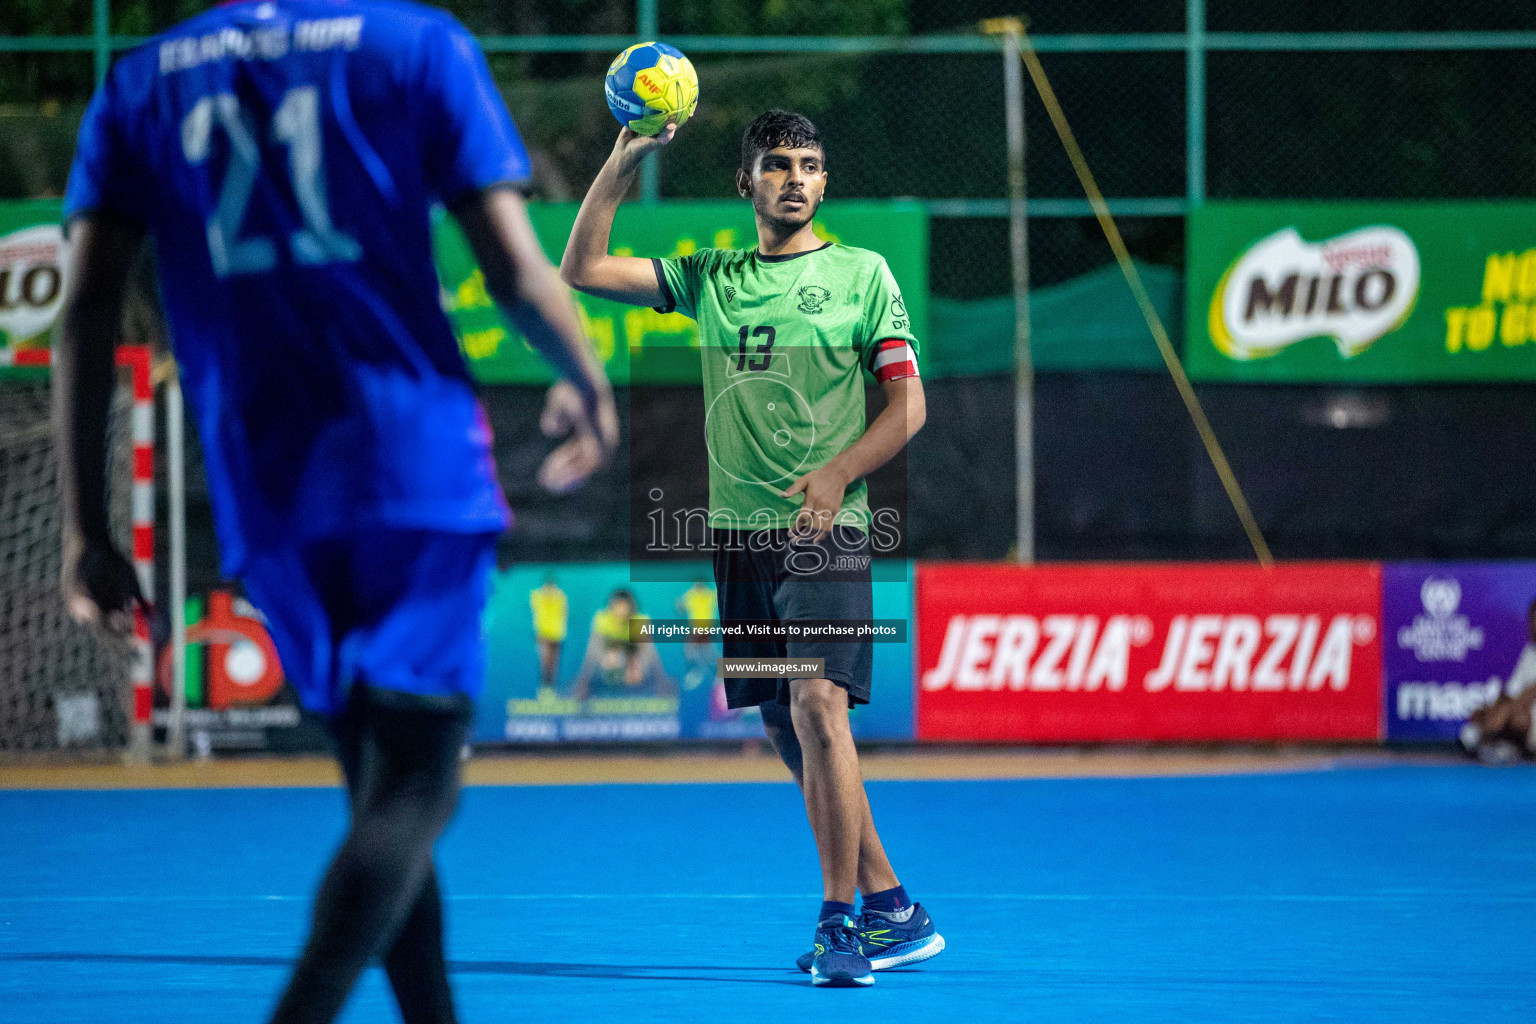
[858,256,921,380]
[651,250,713,319]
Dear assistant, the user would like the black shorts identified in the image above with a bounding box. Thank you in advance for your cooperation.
[713,526,874,709]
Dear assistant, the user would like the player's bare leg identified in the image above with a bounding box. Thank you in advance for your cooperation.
[788,677,865,905]
[763,701,899,893]
[769,692,945,976]
[786,677,873,985]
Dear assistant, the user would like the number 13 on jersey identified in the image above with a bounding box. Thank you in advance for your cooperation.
[736,324,776,372]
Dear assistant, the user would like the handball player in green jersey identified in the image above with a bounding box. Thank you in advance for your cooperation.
[562,109,943,987]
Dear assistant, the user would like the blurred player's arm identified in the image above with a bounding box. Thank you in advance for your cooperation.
[785,375,927,542]
[559,126,678,305]
[452,188,618,492]
[53,214,147,634]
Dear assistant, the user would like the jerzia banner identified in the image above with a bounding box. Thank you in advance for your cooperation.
[1187,201,1536,382]
[914,562,1383,742]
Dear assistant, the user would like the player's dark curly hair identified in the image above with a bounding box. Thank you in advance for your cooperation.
[740,110,824,171]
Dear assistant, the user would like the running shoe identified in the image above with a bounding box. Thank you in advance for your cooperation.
[808,916,875,987]
[797,904,945,973]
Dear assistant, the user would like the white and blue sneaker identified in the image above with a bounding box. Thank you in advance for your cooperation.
[808,916,875,987]
[798,904,945,973]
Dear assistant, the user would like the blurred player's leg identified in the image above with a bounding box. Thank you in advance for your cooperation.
[337,695,462,1023]
[268,687,470,1024]
[383,868,455,1024]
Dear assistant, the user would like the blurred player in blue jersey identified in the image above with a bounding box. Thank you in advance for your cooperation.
[53,2,616,1021]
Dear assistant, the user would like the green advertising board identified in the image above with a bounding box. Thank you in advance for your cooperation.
[436,199,928,385]
[0,197,927,387]
[1187,201,1536,382]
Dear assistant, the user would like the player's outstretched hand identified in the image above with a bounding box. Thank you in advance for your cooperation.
[62,537,145,637]
[537,379,620,494]
[612,121,678,177]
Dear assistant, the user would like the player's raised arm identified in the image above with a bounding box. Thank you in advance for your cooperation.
[559,126,677,305]
[452,188,619,492]
[53,214,148,635]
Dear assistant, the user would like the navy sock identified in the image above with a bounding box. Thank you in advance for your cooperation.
[818,900,856,926]
[862,885,911,914]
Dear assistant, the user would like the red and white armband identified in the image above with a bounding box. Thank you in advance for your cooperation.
[869,338,919,382]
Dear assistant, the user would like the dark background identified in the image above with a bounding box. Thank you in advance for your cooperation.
[5,0,1534,584]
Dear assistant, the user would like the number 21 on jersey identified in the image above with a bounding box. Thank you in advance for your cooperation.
[180,85,360,277]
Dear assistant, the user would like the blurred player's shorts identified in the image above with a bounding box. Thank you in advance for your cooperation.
[239,528,500,716]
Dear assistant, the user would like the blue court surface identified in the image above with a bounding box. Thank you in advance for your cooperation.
[1,762,1532,1023]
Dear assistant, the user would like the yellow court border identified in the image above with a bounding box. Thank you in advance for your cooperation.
[0,747,1411,791]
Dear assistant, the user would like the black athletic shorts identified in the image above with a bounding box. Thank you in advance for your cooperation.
[713,525,874,709]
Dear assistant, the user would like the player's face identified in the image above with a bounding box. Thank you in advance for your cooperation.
[741,146,826,228]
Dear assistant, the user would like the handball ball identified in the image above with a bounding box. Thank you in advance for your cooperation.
[605,41,699,136]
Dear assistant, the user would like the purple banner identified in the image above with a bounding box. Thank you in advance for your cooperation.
[1383,562,1536,742]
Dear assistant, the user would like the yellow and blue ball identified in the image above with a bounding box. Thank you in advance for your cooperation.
[605,41,699,136]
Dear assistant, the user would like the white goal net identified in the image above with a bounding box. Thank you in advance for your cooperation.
[0,359,152,757]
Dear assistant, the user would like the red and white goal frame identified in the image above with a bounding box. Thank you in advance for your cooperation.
[0,344,159,757]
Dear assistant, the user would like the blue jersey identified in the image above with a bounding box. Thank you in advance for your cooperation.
[65,0,527,573]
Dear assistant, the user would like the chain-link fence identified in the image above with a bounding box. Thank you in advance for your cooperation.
[6,1,1536,561]
[10,4,1534,297]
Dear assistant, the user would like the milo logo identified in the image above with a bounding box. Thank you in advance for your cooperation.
[0,224,69,345]
[1210,225,1420,360]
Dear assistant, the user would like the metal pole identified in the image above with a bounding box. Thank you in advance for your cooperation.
[167,376,187,759]
[1186,0,1206,206]
[637,0,661,205]
[93,0,110,87]
[984,19,1033,564]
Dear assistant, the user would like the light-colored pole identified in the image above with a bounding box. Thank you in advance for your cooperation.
[983,18,1033,563]
[1186,0,1206,207]
[93,0,110,87]
[167,374,187,758]
[637,0,661,205]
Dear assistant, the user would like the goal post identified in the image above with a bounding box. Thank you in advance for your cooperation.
[0,343,165,760]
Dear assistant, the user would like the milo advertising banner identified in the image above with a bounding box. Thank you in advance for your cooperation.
[1187,201,1536,382]
[478,561,915,744]
[436,200,928,385]
[1382,563,1536,742]
[0,199,67,370]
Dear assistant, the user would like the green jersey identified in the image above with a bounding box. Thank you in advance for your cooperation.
[654,242,920,532]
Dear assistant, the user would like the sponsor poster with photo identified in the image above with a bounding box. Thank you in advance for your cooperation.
[157,587,329,753]
[915,562,1382,742]
[1186,201,1536,382]
[478,561,914,744]
[1382,562,1536,742]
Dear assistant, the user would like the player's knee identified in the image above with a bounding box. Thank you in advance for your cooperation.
[789,679,848,744]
